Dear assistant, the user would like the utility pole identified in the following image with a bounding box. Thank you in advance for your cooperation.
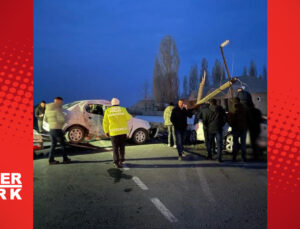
[220,40,234,98]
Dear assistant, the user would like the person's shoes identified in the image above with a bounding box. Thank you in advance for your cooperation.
[206,156,213,160]
[168,144,171,147]
[63,157,71,164]
[120,159,125,165]
[49,160,59,165]
[173,145,177,149]
[113,163,123,168]
[182,152,187,157]
[178,156,182,161]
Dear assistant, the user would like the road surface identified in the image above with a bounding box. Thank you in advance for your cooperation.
[34,143,267,229]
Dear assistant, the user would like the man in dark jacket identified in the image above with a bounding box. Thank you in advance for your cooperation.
[35,101,46,133]
[194,102,212,152]
[202,99,226,162]
[171,99,193,160]
[237,87,253,109]
[247,103,262,160]
[228,97,248,162]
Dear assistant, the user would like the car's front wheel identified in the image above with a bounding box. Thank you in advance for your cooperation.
[225,133,234,153]
[132,128,148,144]
[67,125,85,143]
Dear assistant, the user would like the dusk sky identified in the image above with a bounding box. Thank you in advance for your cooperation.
[34,0,267,107]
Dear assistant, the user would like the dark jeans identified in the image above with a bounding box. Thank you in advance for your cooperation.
[167,125,176,146]
[203,128,215,153]
[232,130,247,160]
[49,129,68,161]
[207,131,223,160]
[111,134,127,164]
[249,129,261,159]
[175,129,186,156]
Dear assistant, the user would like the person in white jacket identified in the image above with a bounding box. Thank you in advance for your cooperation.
[44,97,71,165]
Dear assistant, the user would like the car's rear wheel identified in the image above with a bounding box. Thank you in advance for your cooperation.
[67,125,85,143]
[132,128,148,144]
[225,133,233,153]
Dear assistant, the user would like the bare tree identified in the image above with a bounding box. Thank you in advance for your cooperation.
[152,35,180,104]
[199,58,209,92]
[212,59,225,86]
[153,58,164,105]
[182,75,189,97]
[189,64,198,95]
[143,80,150,100]
[262,65,267,80]
[249,60,257,78]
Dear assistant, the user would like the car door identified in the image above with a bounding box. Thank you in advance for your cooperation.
[83,104,105,137]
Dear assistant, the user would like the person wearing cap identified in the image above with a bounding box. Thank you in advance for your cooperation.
[103,98,132,168]
[44,97,71,165]
[35,100,46,133]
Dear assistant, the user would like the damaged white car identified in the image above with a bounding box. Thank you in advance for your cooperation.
[43,100,151,144]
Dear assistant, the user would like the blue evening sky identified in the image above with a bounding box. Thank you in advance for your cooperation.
[34,0,267,107]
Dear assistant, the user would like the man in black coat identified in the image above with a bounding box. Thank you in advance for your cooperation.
[237,87,253,109]
[35,101,46,133]
[247,103,262,160]
[194,102,212,152]
[171,99,193,160]
[202,99,227,162]
[228,97,248,162]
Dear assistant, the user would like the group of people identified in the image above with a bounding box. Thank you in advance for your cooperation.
[35,97,131,167]
[36,88,262,166]
[163,88,263,162]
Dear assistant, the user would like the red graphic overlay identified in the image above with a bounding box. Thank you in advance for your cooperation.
[0,0,33,228]
[268,0,300,228]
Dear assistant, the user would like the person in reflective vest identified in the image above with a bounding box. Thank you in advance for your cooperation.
[103,98,132,168]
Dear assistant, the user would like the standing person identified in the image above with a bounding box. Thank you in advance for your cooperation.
[237,87,253,109]
[248,103,262,160]
[44,97,71,165]
[170,99,193,160]
[103,98,132,168]
[35,101,46,133]
[202,99,226,162]
[228,97,248,162]
[163,102,176,148]
[194,102,211,154]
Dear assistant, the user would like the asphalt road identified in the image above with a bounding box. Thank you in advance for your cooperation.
[34,143,267,229]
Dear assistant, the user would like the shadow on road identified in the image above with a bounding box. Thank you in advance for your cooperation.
[107,168,132,183]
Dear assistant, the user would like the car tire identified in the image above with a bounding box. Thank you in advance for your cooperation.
[67,125,85,143]
[132,128,148,144]
[225,133,234,153]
